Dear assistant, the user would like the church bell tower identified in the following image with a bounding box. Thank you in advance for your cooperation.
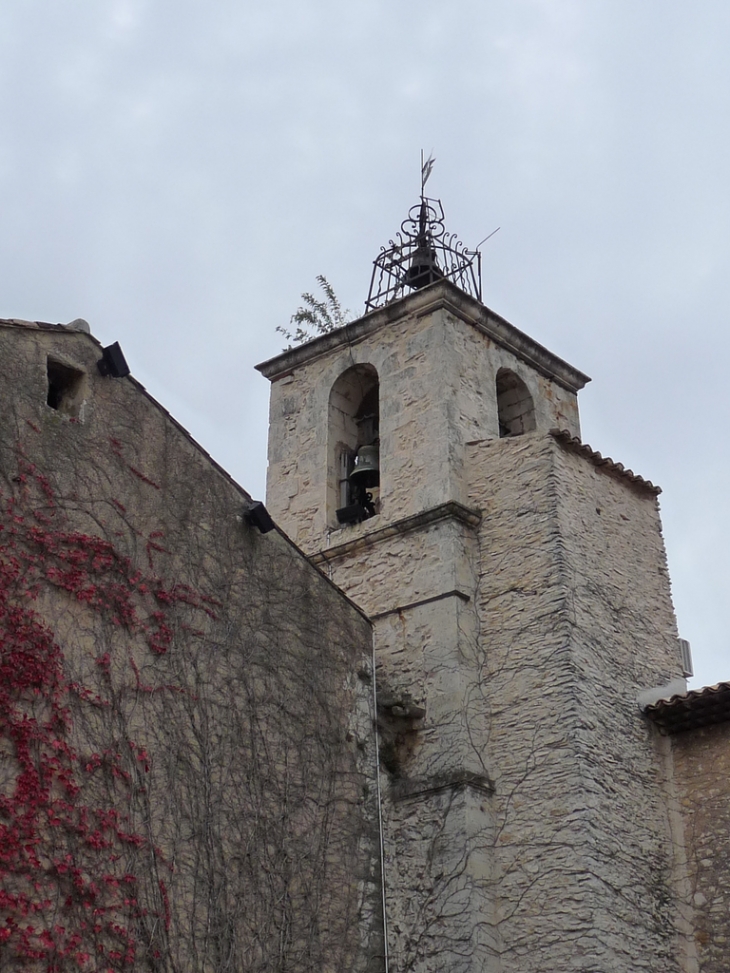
[257,192,688,973]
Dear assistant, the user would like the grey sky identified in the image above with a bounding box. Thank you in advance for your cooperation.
[1,0,728,688]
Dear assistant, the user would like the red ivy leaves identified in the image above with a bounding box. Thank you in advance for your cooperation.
[0,584,149,968]
[0,451,213,969]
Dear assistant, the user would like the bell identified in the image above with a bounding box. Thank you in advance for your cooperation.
[405,199,443,291]
[405,244,443,291]
[349,443,380,489]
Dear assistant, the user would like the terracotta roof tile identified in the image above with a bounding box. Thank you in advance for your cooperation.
[550,429,661,495]
[644,681,730,734]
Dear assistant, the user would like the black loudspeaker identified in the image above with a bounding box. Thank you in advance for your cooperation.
[245,502,276,534]
[98,342,130,378]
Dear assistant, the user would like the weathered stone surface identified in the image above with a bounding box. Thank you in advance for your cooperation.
[468,435,683,972]
[261,281,692,973]
[666,723,730,973]
[263,283,583,554]
[0,320,382,973]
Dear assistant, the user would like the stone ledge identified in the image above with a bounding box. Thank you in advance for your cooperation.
[370,589,470,621]
[391,770,494,802]
[310,501,482,566]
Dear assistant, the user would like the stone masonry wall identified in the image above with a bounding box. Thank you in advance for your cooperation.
[467,435,580,970]
[265,289,581,555]
[554,440,683,970]
[467,434,684,973]
[317,510,496,973]
[261,285,690,973]
[670,724,730,972]
[0,321,382,973]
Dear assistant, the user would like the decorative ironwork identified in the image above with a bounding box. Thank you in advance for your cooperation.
[365,196,482,312]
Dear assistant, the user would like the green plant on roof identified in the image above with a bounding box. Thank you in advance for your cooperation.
[277,276,352,349]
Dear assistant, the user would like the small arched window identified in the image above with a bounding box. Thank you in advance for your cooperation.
[328,365,380,526]
[496,368,536,438]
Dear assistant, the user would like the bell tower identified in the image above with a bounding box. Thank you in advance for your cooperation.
[257,195,688,973]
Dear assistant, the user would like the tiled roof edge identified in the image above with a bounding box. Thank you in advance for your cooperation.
[549,429,661,496]
[644,681,730,734]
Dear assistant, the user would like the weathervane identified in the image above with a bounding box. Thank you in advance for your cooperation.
[421,150,435,195]
[365,152,496,312]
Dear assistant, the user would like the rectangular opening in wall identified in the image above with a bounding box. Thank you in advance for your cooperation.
[47,358,85,417]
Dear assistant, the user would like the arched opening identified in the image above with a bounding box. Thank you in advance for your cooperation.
[496,368,536,438]
[328,365,380,527]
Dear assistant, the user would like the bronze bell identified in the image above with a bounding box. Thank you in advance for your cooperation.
[405,199,443,291]
[405,244,443,291]
[349,443,380,489]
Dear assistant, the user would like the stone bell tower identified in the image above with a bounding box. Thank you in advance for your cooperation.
[257,195,688,973]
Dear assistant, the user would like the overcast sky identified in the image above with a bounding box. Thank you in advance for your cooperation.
[1,0,728,689]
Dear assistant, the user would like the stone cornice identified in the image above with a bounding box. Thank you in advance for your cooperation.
[369,589,470,621]
[309,500,482,566]
[256,280,590,393]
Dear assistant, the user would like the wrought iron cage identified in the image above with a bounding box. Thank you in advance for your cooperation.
[365,197,482,312]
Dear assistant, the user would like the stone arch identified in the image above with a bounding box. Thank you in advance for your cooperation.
[496,368,536,437]
[327,364,380,526]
